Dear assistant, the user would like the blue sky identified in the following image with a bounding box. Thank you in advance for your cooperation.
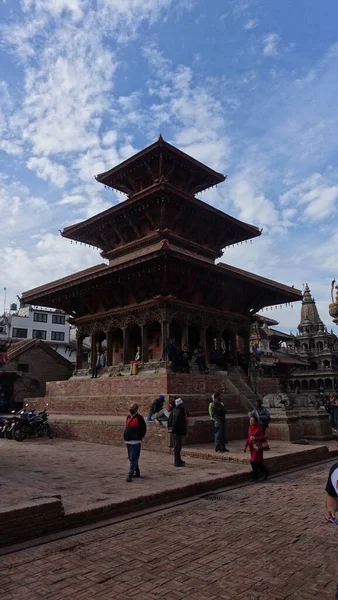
[1,0,338,333]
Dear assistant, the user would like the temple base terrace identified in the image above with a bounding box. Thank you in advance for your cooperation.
[28,368,333,450]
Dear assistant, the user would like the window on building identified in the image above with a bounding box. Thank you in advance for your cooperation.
[33,312,48,323]
[17,364,29,372]
[12,328,28,338]
[32,329,47,340]
[51,331,65,341]
[52,314,66,325]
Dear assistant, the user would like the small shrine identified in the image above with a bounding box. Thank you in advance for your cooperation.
[21,136,302,375]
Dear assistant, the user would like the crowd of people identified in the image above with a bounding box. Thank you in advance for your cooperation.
[123,394,271,483]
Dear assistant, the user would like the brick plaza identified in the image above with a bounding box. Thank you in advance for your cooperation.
[1,462,337,600]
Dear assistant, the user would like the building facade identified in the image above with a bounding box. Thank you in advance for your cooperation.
[251,285,338,393]
[0,306,75,362]
[0,339,73,413]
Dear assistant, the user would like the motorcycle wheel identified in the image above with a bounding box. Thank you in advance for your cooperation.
[13,425,27,442]
[44,423,53,439]
[5,428,13,440]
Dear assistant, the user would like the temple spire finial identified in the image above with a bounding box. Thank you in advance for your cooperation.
[158,133,163,141]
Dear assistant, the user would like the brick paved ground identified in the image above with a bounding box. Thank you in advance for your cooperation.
[0,463,336,600]
[2,437,336,513]
[0,438,247,512]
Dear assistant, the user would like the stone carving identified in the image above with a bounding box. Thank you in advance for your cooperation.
[263,393,321,410]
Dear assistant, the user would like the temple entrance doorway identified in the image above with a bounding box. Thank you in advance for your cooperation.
[169,321,182,348]
[127,325,141,363]
[188,324,200,353]
[146,322,162,361]
[111,329,123,366]
[206,327,218,362]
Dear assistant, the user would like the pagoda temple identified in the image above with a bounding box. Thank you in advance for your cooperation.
[21,135,302,374]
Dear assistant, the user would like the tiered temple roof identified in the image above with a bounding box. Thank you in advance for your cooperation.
[21,137,302,328]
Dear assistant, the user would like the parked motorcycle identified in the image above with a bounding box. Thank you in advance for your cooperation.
[12,404,53,442]
[1,409,26,439]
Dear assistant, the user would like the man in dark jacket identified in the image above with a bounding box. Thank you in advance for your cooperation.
[168,397,187,467]
[123,403,147,482]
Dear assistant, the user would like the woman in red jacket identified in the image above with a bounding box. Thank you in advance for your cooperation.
[244,415,270,482]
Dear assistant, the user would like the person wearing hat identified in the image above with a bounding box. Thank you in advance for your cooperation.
[148,394,169,424]
[168,397,187,467]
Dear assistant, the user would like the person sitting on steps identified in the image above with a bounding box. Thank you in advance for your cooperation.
[192,346,210,374]
[92,350,105,378]
[130,346,141,376]
[148,394,169,424]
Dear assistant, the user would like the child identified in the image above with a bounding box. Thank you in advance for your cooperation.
[244,415,270,482]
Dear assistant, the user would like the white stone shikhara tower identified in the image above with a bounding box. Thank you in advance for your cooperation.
[298,284,324,336]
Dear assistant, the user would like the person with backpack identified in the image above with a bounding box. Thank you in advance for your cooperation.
[123,403,147,482]
[251,399,271,433]
[209,392,228,452]
[168,398,187,467]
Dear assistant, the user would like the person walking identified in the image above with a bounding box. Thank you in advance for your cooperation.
[244,415,270,482]
[210,392,228,452]
[123,403,146,482]
[168,398,187,467]
[92,350,105,378]
[251,399,271,434]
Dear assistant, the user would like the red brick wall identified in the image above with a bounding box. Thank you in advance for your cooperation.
[30,391,243,417]
[257,377,280,395]
[0,498,64,546]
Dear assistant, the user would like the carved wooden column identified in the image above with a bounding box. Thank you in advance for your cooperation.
[76,334,84,370]
[122,328,128,364]
[231,331,238,365]
[181,324,189,346]
[199,327,207,351]
[161,321,169,360]
[106,330,113,367]
[141,324,148,363]
[90,333,97,369]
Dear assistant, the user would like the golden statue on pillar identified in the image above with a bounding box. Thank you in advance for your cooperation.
[329,279,338,325]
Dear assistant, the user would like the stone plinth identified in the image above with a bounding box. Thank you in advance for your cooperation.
[267,408,332,442]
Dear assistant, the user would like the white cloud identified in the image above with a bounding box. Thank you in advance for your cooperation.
[244,18,258,30]
[102,131,118,147]
[229,175,280,231]
[280,174,338,221]
[2,233,100,302]
[0,176,50,235]
[143,46,230,170]
[263,33,280,57]
[21,0,87,22]
[58,194,85,206]
[27,157,69,187]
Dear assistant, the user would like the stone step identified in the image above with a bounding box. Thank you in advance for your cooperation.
[181,439,338,472]
[28,392,243,417]
[47,413,249,453]
[44,374,243,398]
